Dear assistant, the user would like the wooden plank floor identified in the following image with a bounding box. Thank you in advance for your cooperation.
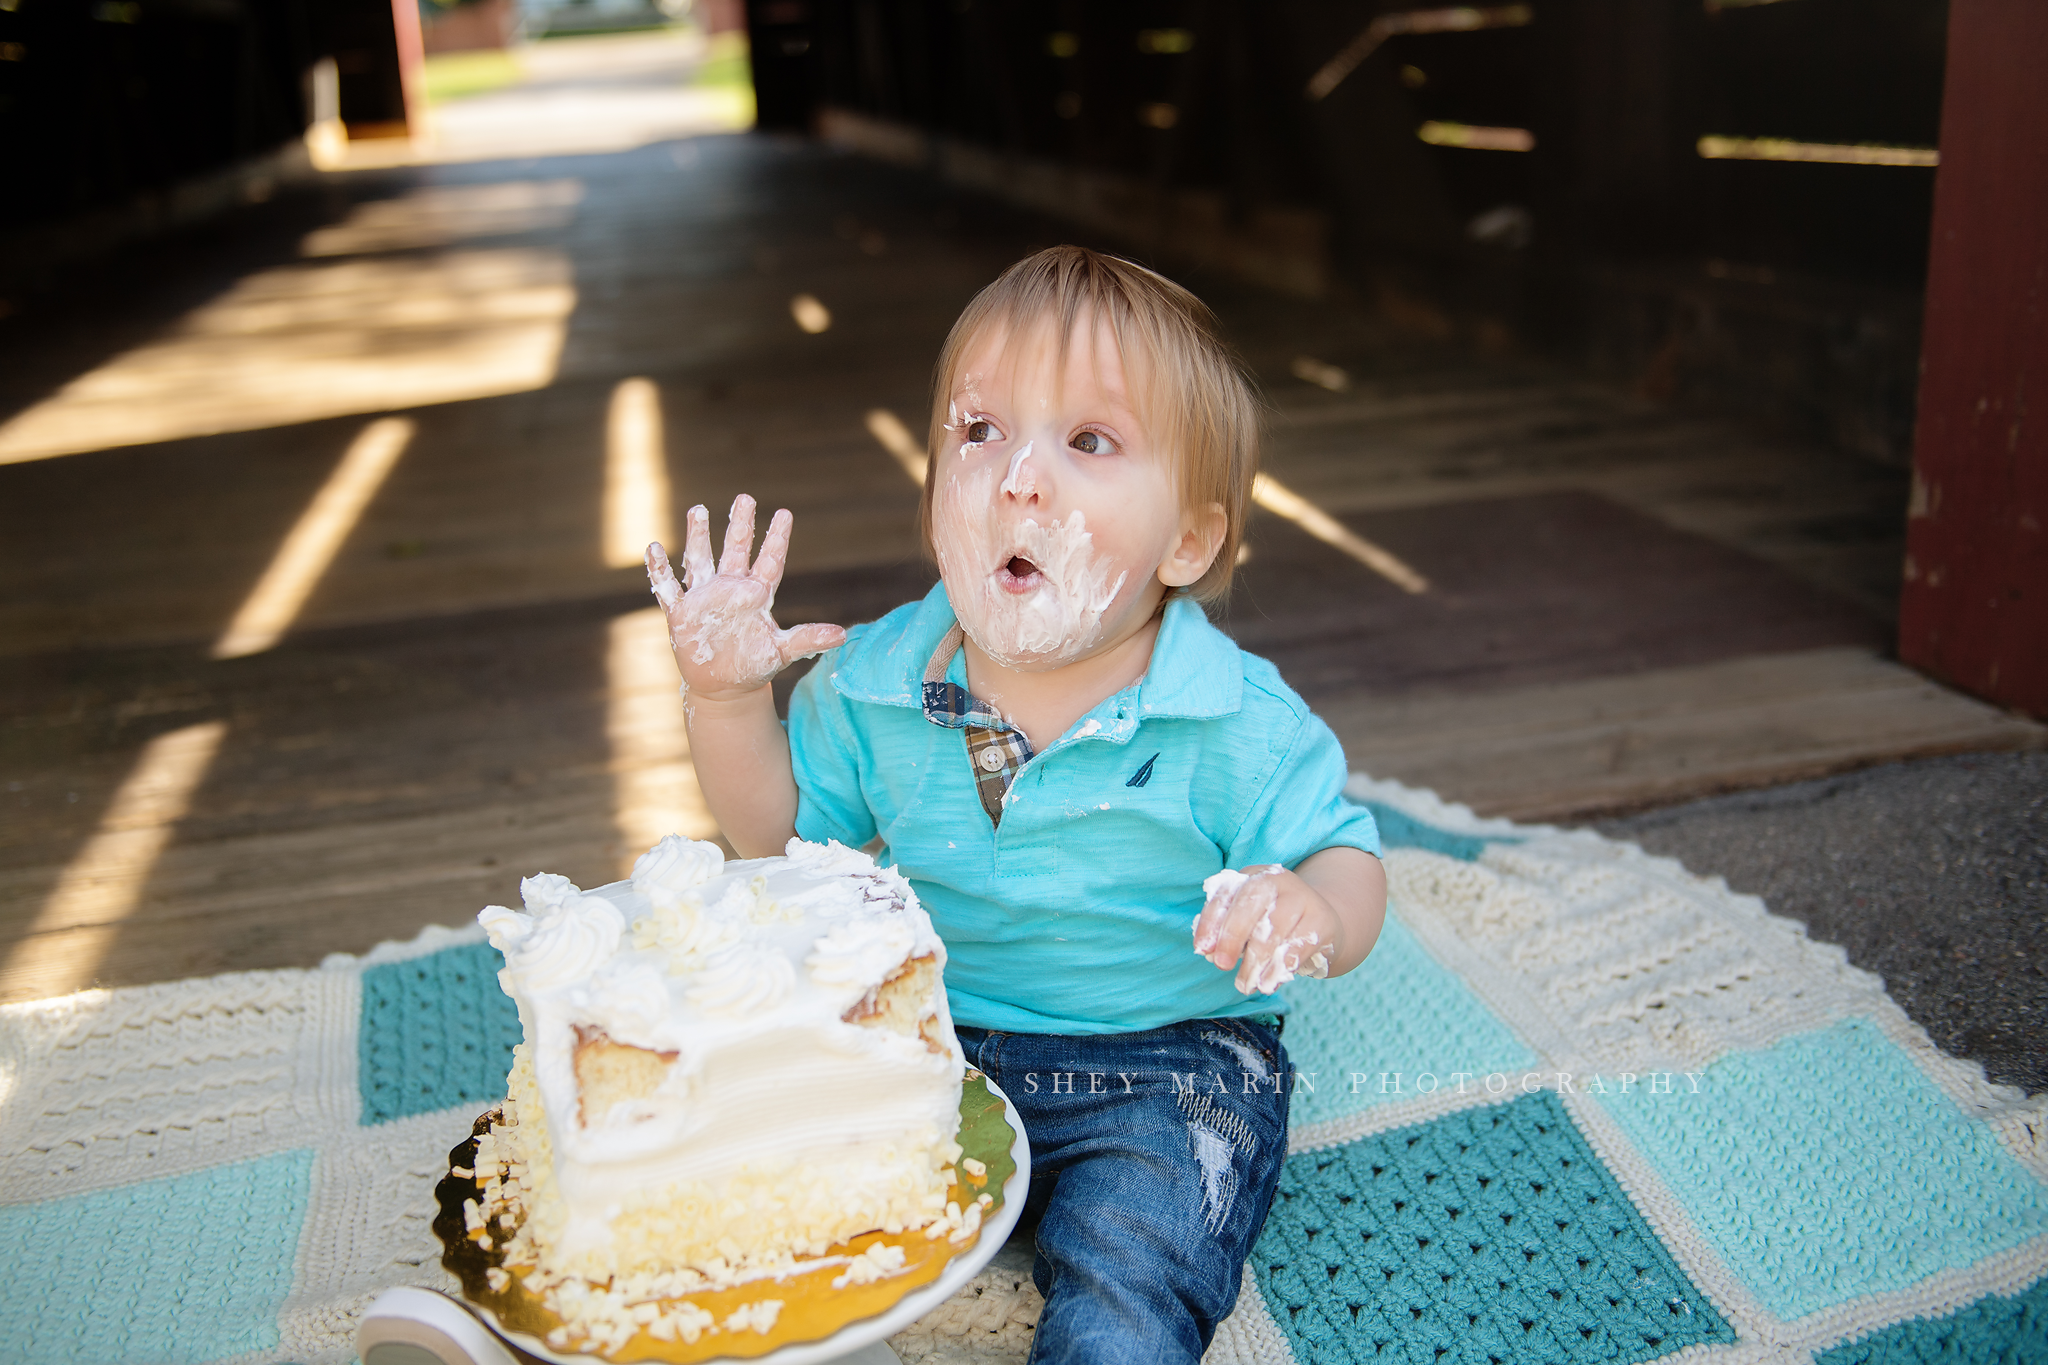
[1,37,2038,1000]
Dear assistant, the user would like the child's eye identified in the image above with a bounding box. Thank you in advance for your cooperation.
[964,419,996,444]
[1070,429,1116,455]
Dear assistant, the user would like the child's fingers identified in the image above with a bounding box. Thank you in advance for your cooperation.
[752,508,795,593]
[1236,899,1311,994]
[779,621,848,662]
[1190,873,1243,956]
[1201,870,1282,972]
[681,505,716,589]
[646,541,682,611]
[718,494,758,577]
[1192,877,1255,963]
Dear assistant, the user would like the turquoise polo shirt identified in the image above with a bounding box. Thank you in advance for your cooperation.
[786,583,1381,1035]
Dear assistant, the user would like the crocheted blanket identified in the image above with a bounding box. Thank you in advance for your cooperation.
[4,778,2045,1365]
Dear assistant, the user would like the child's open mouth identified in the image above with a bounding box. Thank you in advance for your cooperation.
[996,555,1043,592]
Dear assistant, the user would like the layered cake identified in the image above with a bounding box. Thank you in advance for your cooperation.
[469,835,974,1351]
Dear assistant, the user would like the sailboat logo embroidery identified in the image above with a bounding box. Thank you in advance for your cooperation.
[1126,753,1159,788]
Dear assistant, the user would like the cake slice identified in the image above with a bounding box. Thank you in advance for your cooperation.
[475,835,966,1288]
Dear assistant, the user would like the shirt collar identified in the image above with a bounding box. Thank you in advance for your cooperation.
[829,581,961,709]
[1137,595,1244,720]
[920,624,1008,731]
[829,582,1242,721]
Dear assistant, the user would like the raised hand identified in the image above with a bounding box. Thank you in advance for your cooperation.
[1191,864,1339,995]
[646,494,847,701]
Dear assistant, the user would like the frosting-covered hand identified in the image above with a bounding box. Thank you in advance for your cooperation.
[646,494,847,700]
[1191,864,1339,995]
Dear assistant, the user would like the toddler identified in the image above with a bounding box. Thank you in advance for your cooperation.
[647,246,1387,1364]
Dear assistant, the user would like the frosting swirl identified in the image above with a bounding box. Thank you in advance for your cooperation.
[806,916,915,989]
[507,893,626,992]
[631,835,724,896]
[583,959,673,1040]
[687,944,794,1016]
[520,872,580,915]
[479,904,531,952]
[632,893,739,971]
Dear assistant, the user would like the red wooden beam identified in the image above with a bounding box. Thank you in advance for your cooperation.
[389,0,428,137]
[1900,0,2048,717]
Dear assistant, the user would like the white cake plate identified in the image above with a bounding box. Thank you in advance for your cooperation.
[418,1076,1031,1365]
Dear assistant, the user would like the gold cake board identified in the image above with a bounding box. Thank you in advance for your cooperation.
[434,1072,1029,1364]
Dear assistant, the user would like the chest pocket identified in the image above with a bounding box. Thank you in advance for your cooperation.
[1024,745,1211,888]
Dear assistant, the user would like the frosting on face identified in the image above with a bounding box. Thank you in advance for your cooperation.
[998,441,1036,498]
[931,458,1130,668]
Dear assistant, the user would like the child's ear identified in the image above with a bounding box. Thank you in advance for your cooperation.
[1158,502,1228,588]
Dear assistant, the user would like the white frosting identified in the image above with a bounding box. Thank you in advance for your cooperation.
[931,449,1132,669]
[630,833,722,895]
[479,836,963,1272]
[686,943,796,1015]
[1192,866,1332,993]
[485,892,626,993]
[806,915,916,988]
[581,958,670,1037]
[1201,867,1250,904]
[520,871,580,914]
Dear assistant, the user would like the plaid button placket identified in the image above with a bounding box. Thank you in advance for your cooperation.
[921,625,1034,827]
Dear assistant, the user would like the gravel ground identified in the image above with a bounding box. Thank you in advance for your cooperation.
[1596,751,2048,1095]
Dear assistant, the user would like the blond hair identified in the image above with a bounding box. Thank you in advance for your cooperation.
[919,246,1261,605]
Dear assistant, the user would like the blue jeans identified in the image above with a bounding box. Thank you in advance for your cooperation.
[955,1018,1292,1365]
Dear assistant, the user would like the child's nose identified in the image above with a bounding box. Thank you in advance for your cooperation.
[998,440,1043,503]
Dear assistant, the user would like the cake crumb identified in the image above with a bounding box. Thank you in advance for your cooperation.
[832,1242,909,1288]
[725,1299,783,1334]
[927,1200,964,1240]
[646,1300,715,1343]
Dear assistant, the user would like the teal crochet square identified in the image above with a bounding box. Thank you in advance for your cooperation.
[1826,1277,2048,1365]
[1816,1274,2048,1365]
[1599,1016,2048,1320]
[1253,1092,1733,1365]
[1352,799,1518,863]
[358,941,521,1126]
[1281,910,1538,1131]
[0,1149,314,1365]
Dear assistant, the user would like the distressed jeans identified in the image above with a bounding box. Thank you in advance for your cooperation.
[954,1018,1292,1365]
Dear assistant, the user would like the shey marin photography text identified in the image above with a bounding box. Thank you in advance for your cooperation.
[1006,1069,1710,1097]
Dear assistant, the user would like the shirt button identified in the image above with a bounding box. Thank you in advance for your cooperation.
[977,748,1005,772]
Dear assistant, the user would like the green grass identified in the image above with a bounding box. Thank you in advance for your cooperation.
[421,28,753,119]
[691,30,751,90]
[422,49,525,105]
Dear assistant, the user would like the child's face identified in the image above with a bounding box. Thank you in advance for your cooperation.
[932,314,1219,672]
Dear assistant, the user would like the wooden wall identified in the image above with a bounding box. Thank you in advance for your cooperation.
[794,0,1950,466]
[1899,0,2048,716]
[0,0,422,243]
